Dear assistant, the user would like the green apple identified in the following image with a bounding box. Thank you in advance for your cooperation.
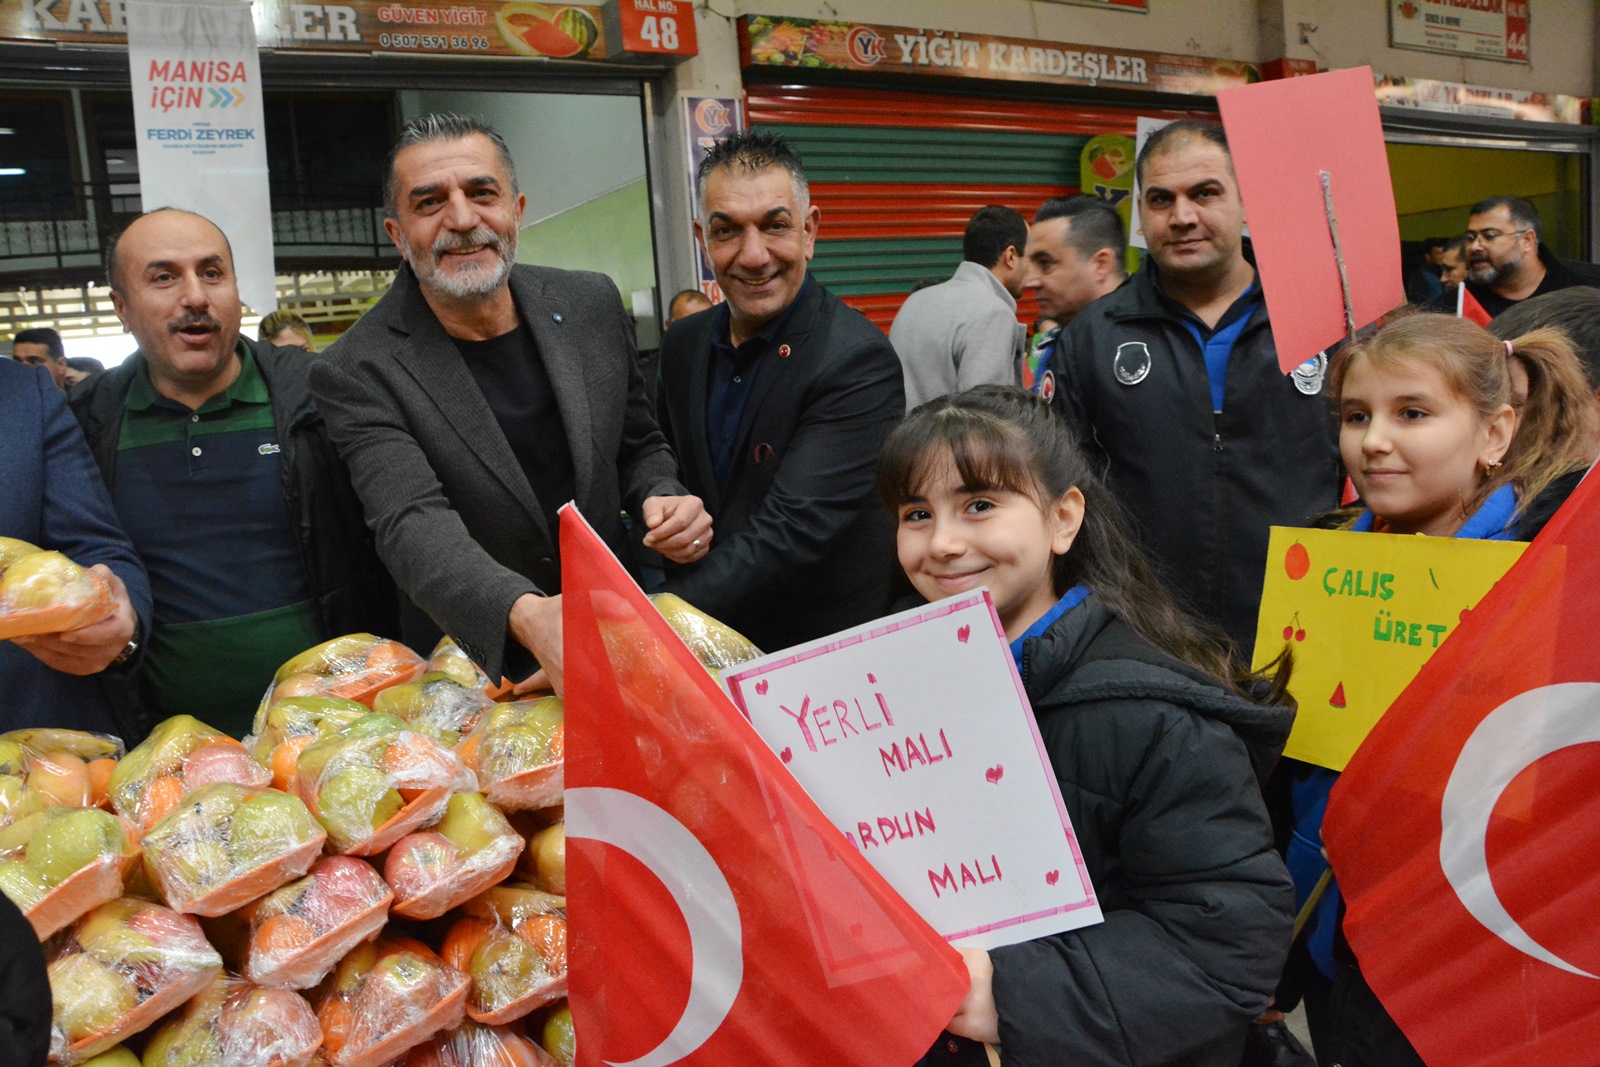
[273,633,377,684]
[0,536,41,573]
[141,1018,223,1067]
[342,712,408,740]
[469,933,537,1009]
[0,550,93,609]
[372,950,436,1001]
[50,952,137,1040]
[0,741,26,777]
[227,791,316,870]
[26,807,123,887]
[529,822,566,895]
[77,906,163,967]
[165,836,232,890]
[78,1046,140,1067]
[0,861,49,910]
[316,765,402,847]
[543,1004,575,1067]
[434,792,510,855]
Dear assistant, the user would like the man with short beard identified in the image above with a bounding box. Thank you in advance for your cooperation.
[69,207,394,737]
[312,114,708,692]
[1461,195,1600,318]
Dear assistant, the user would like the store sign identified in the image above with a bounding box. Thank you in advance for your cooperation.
[1390,0,1529,64]
[128,0,276,317]
[742,14,1285,95]
[613,0,697,56]
[1375,73,1587,124]
[3,1,623,61]
[683,96,745,304]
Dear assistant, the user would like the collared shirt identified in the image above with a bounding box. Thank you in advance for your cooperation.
[1009,585,1091,670]
[706,275,812,490]
[114,345,316,734]
[1164,278,1263,414]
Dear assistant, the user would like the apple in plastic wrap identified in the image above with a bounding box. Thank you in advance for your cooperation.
[374,672,491,747]
[263,633,424,711]
[542,1003,575,1067]
[110,716,270,831]
[0,549,97,610]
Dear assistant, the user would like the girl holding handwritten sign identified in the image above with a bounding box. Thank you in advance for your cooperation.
[881,386,1296,1067]
[1286,313,1595,1066]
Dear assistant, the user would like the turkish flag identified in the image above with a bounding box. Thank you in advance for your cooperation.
[1324,467,1600,1066]
[560,505,969,1067]
[1457,283,1493,326]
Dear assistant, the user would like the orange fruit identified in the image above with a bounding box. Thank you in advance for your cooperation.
[547,724,565,761]
[255,912,315,956]
[318,996,353,1054]
[440,917,494,974]
[86,758,117,808]
[514,913,567,965]
[270,736,314,792]
[141,775,185,830]
[455,733,481,770]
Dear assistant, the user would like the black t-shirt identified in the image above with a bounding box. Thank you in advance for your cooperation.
[455,323,574,576]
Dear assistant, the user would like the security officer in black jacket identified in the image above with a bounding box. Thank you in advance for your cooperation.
[1051,122,1340,657]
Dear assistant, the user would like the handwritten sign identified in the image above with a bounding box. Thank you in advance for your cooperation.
[722,592,1101,950]
[1252,527,1526,771]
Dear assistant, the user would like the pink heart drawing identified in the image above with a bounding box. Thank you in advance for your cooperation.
[1045,870,1060,886]
[780,747,792,763]
[984,765,1004,784]
[867,673,876,683]
[957,625,971,643]
[755,679,768,695]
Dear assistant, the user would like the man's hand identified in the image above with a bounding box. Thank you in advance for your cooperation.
[640,495,713,564]
[946,948,1000,1045]
[12,566,137,676]
[508,592,563,696]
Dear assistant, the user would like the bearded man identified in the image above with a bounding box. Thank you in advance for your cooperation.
[312,114,708,692]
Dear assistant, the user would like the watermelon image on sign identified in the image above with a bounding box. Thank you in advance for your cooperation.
[496,4,600,57]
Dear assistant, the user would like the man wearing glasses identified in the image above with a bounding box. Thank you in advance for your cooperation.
[1462,196,1600,318]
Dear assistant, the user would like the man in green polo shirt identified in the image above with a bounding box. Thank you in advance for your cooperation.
[71,208,394,737]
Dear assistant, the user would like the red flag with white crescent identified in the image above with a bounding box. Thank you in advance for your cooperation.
[1457,283,1493,326]
[559,505,969,1067]
[1324,468,1600,1066]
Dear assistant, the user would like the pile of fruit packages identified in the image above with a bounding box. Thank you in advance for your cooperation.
[0,581,761,1067]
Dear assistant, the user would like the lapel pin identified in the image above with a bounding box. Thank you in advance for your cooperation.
[752,442,776,464]
[778,344,791,358]
[553,312,564,323]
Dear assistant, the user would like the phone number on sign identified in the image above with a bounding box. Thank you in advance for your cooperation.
[377,33,492,49]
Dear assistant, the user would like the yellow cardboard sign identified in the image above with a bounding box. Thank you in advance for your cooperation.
[1251,526,1526,771]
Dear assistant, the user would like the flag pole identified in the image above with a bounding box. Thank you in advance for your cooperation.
[1319,170,1357,341]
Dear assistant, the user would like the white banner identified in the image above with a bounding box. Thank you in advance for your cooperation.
[128,0,276,315]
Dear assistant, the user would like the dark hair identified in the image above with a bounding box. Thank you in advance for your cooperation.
[104,207,236,295]
[259,310,313,345]
[962,206,1028,269]
[1469,195,1542,241]
[65,356,103,373]
[1422,236,1449,254]
[1033,195,1127,265]
[384,113,519,218]
[1443,235,1469,257]
[1135,120,1231,187]
[876,385,1290,704]
[667,288,711,325]
[12,327,64,361]
[1490,287,1600,386]
[695,130,808,216]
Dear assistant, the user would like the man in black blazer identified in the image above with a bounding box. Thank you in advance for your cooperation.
[657,132,904,653]
[312,114,709,689]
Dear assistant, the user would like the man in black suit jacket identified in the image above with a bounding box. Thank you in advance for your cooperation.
[312,114,709,689]
[657,131,903,653]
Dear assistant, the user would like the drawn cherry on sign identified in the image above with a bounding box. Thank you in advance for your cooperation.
[755,680,768,695]
[1285,541,1311,580]
[984,765,1004,784]
[1045,870,1060,886]
[957,625,971,644]
[779,747,792,763]
[1280,613,1307,643]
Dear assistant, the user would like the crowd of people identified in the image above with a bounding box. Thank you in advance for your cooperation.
[5,112,1599,1066]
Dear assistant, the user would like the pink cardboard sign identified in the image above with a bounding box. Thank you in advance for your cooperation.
[1218,66,1406,373]
[722,591,1102,950]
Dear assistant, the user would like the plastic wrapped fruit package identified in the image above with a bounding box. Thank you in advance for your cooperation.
[75,1046,139,1067]
[0,806,140,940]
[0,536,115,641]
[242,855,393,990]
[141,783,325,916]
[457,699,563,812]
[260,633,425,711]
[0,728,121,830]
[520,821,565,897]
[425,636,505,696]
[461,882,566,927]
[401,1019,559,1066]
[386,793,521,920]
[373,672,493,748]
[649,592,764,671]
[440,909,568,1025]
[109,716,272,831]
[314,936,469,1067]
[141,972,322,1067]
[296,713,474,856]
[247,696,371,792]
[47,897,223,1063]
